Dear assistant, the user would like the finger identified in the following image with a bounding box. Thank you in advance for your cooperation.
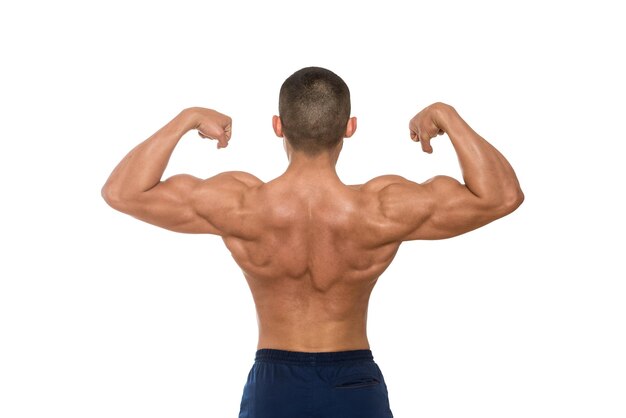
[419,132,433,153]
[216,133,230,149]
[410,130,418,141]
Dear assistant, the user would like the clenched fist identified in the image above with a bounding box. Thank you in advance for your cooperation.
[185,107,232,149]
[409,102,453,154]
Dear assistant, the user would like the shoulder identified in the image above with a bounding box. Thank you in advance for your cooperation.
[358,175,428,199]
[342,175,434,242]
[191,171,263,213]
[367,175,432,211]
[348,176,430,215]
[193,171,264,198]
[361,174,409,190]
[360,174,464,197]
[347,175,411,192]
[190,171,264,237]
[355,175,444,240]
[201,171,263,187]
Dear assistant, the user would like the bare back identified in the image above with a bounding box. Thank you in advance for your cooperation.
[217,175,402,351]
[102,103,523,353]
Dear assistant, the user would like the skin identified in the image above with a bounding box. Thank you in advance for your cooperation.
[102,102,524,352]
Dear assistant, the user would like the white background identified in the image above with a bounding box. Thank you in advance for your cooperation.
[1,1,624,417]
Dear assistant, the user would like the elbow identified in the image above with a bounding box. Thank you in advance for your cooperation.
[500,186,524,214]
[101,185,126,210]
[102,184,141,213]
[101,185,117,207]
[482,185,524,218]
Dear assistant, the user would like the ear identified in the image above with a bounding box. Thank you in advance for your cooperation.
[272,115,284,138]
[344,116,357,138]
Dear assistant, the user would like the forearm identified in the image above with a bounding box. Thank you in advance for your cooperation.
[102,109,195,200]
[438,105,522,203]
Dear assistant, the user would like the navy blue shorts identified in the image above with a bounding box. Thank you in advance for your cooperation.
[238,348,394,418]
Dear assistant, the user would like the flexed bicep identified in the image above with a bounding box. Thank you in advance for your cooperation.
[378,175,513,241]
[103,174,220,234]
[405,176,500,240]
[104,171,262,236]
[382,102,524,241]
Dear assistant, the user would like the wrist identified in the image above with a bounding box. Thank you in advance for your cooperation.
[432,102,456,131]
[179,107,202,131]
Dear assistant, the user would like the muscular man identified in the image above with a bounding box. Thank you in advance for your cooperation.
[102,67,523,417]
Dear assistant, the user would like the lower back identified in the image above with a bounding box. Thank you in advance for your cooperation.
[247,271,376,351]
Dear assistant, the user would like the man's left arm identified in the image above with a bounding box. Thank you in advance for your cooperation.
[101,107,234,234]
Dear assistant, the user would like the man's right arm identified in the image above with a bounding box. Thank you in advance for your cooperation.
[375,102,524,241]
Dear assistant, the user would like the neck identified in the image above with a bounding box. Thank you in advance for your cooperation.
[283,146,342,182]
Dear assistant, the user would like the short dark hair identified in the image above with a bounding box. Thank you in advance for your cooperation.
[279,67,351,155]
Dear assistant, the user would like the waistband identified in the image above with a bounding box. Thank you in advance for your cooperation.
[254,348,374,365]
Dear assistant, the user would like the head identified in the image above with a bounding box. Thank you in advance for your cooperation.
[273,67,356,156]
